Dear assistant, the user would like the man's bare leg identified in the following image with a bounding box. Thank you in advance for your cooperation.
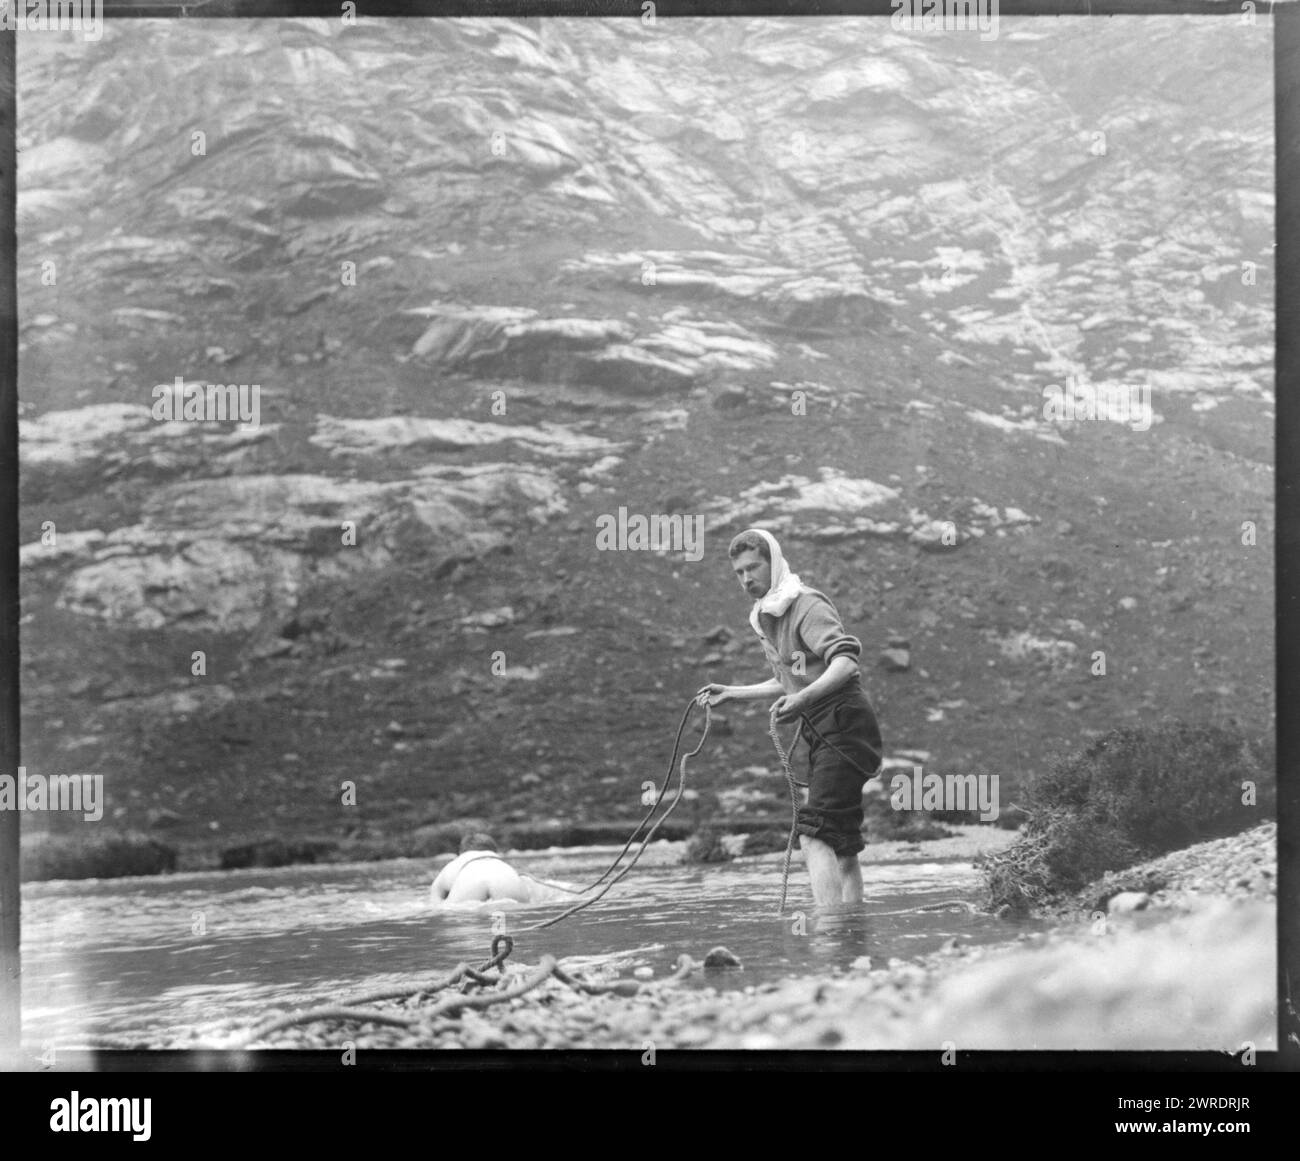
[799,834,843,909]
[838,854,863,904]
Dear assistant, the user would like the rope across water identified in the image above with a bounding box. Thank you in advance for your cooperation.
[510,696,713,933]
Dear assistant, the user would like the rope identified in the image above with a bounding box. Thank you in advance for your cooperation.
[341,933,514,1006]
[235,955,560,1047]
[229,941,698,1049]
[871,900,982,916]
[582,697,710,892]
[767,707,804,917]
[512,699,711,933]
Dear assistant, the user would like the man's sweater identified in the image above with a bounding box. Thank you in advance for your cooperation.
[754,588,862,698]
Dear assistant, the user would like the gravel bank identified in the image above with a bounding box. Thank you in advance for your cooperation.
[1068,820,1277,915]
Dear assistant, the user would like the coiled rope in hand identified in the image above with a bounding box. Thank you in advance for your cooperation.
[767,706,805,918]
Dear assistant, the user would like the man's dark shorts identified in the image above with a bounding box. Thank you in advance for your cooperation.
[795,686,883,858]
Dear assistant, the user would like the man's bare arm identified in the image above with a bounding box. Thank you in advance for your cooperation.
[696,678,783,706]
[783,655,857,710]
[769,656,858,721]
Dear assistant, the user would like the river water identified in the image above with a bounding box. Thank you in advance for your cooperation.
[20,845,1036,1049]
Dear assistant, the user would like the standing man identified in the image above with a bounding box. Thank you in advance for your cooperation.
[698,528,882,909]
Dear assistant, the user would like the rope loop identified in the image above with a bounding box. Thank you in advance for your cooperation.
[488,933,514,970]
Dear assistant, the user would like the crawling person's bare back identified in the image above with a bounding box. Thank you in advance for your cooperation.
[429,833,575,908]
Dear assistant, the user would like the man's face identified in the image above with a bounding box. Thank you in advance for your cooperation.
[731,549,771,600]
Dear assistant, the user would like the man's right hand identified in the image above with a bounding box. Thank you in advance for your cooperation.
[696,683,731,707]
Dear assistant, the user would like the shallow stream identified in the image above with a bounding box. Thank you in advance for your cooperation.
[20,845,1039,1047]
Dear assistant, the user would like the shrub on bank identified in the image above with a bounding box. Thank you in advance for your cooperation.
[980,719,1274,914]
[21,831,178,882]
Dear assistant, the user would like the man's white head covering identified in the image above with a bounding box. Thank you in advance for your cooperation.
[744,528,808,638]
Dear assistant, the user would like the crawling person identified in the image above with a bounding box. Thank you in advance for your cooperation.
[430,833,577,908]
[697,528,883,911]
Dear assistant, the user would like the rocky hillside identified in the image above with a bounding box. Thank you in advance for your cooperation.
[15,16,1274,862]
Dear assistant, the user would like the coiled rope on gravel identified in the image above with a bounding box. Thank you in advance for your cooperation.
[229,934,698,1049]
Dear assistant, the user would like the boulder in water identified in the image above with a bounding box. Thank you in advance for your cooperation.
[703,946,743,969]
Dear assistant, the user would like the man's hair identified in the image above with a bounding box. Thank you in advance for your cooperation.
[460,832,499,853]
[728,531,771,562]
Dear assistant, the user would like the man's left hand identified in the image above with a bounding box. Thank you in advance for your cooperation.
[770,694,805,724]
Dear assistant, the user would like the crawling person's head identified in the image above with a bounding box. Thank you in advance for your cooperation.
[459,832,499,854]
